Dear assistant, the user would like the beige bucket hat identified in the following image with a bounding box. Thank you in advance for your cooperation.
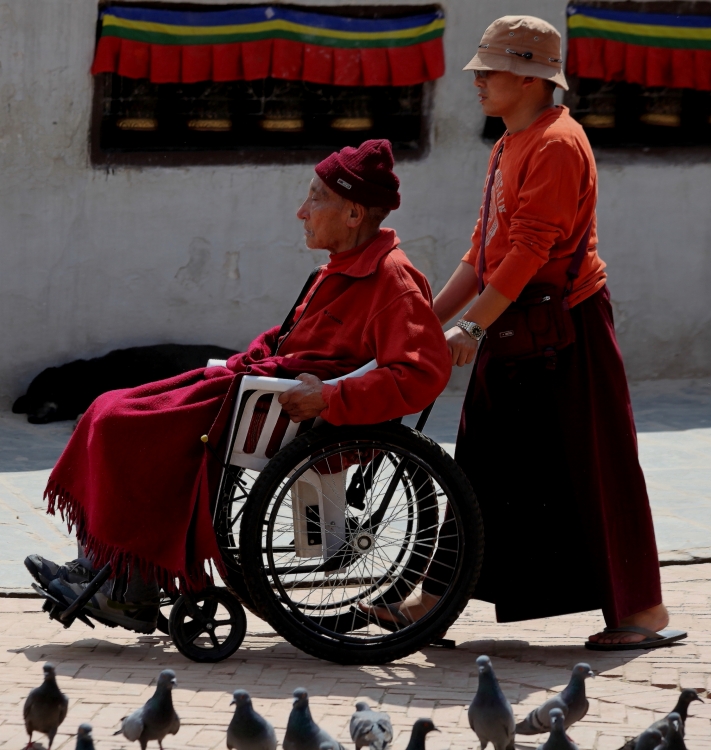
[463,15,568,91]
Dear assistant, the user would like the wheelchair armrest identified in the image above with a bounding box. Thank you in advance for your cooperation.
[227,360,378,469]
[207,359,377,384]
[323,359,377,385]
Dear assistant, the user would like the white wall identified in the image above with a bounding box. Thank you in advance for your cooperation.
[1,0,709,407]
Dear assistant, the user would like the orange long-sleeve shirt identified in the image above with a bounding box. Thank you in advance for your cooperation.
[462,106,607,307]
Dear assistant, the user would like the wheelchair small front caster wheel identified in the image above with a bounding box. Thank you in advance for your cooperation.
[169,586,246,662]
[158,589,214,636]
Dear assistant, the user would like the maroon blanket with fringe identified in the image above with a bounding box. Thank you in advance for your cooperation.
[45,326,339,590]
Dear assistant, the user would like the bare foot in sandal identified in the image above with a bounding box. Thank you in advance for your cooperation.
[358,590,441,626]
[587,603,672,645]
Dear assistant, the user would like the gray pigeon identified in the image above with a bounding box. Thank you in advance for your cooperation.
[283,688,346,750]
[76,723,95,750]
[661,713,685,750]
[114,669,180,750]
[618,689,703,750]
[349,701,393,750]
[23,662,69,750]
[227,690,277,750]
[468,655,516,750]
[516,663,594,735]
[536,708,579,750]
[403,719,438,750]
[633,729,664,750]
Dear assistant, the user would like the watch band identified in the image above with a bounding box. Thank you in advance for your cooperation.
[456,319,486,341]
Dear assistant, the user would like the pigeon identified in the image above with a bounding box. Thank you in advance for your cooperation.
[536,708,579,750]
[468,655,516,750]
[114,669,180,750]
[23,662,69,750]
[633,729,664,750]
[403,719,438,750]
[76,723,95,750]
[283,688,346,750]
[516,663,594,735]
[349,702,393,750]
[227,690,277,750]
[618,689,703,750]
[661,713,686,750]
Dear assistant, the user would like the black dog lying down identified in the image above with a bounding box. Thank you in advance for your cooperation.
[13,343,237,424]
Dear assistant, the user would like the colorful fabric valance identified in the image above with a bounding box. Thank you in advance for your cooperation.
[567,4,711,91]
[91,5,446,87]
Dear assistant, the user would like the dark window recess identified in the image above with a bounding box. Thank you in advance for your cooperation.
[563,1,711,147]
[92,75,430,166]
[566,79,711,147]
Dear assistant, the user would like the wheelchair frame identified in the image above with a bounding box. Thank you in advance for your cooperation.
[33,359,479,664]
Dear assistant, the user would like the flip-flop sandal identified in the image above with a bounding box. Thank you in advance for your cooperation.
[585,625,688,651]
[362,603,415,630]
[361,603,456,648]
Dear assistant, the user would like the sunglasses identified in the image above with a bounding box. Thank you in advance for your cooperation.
[474,70,493,79]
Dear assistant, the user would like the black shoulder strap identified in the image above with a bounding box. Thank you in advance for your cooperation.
[566,220,594,283]
[563,219,594,300]
[478,141,505,296]
[275,267,321,343]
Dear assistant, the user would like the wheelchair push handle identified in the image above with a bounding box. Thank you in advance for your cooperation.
[205,358,377,387]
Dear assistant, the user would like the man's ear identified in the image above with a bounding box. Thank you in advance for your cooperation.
[345,201,367,228]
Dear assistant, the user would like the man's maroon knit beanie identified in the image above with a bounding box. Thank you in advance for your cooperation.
[315,139,401,210]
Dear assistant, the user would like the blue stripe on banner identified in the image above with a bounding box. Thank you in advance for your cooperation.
[102,4,444,33]
[567,4,711,29]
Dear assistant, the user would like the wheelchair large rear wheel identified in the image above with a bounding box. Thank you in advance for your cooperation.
[239,423,483,665]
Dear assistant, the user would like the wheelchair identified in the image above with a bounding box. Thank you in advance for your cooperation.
[33,360,484,666]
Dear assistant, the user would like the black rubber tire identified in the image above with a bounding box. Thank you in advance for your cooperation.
[157,591,179,635]
[169,587,246,663]
[239,422,483,665]
[213,467,259,615]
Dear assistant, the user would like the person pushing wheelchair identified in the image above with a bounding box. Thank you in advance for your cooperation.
[25,139,451,634]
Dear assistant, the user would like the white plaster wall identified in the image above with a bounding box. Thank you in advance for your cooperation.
[0,0,709,407]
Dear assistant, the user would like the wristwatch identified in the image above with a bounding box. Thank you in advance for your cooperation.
[456,319,486,341]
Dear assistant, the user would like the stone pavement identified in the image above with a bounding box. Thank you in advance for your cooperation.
[0,564,709,750]
[0,377,710,592]
[0,378,709,748]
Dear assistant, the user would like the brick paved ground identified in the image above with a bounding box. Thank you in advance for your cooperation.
[0,564,709,750]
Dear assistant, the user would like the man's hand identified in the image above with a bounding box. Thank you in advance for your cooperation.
[278,373,328,422]
[445,326,480,367]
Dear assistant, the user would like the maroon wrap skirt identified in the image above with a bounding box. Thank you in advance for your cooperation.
[452,286,661,626]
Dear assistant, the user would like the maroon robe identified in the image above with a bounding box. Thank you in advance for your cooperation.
[451,286,661,626]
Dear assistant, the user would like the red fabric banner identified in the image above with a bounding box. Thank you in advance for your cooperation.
[568,37,711,91]
[91,35,445,86]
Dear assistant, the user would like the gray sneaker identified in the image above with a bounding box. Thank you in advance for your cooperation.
[24,555,95,590]
[48,578,158,634]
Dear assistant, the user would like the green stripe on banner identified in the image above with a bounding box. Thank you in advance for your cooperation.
[101,25,444,48]
[569,26,711,50]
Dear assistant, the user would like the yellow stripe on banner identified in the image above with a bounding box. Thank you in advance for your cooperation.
[569,13,711,42]
[102,14,446,42]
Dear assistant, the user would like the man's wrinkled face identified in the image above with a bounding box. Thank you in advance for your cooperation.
[474,70,530,118]
[296,177,354,251]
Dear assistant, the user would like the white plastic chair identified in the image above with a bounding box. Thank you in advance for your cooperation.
[206,359,377,471]
[206,358,377,561]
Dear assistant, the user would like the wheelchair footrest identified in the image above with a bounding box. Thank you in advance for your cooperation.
[32,583,95,629]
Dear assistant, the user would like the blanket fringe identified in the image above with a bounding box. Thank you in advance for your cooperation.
[44,481,225,593]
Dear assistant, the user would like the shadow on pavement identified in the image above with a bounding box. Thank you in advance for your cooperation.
[10,629,657,702]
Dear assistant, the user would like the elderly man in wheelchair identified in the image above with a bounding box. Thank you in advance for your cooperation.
[25,140,483,665]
